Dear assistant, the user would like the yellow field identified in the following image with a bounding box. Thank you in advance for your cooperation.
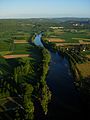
[76,62,90,78]
[14,40,29,44]
[48,38,65,42]
[2,54,30,59]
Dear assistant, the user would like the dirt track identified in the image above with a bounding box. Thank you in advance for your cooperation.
[3,54,30,59]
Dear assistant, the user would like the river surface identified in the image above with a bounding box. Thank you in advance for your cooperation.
[34,35,85,119]
[34,34,44,47]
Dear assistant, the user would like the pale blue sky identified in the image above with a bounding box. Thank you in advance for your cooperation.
[0,0,90,18]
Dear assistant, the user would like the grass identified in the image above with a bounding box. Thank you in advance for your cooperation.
[72,38,90,40]
[0,41,31,58]
[12,51,30,55]
[13,43,30,53]
[47,30,90,43]
[0,43,30,55]
[81,50,90,55]
[0,51,12,56]
[58,32,90,43]
[0,42,10,51]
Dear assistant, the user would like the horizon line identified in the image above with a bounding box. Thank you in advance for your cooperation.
[0,16,90,19]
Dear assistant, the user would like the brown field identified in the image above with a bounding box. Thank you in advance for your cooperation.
[48,38,65,43]
[56,43,80,46]
[79,40,90,45]
[2,54,30,59]
[76,62,90,78]
[14,40,29,44]
[86,55,90,59]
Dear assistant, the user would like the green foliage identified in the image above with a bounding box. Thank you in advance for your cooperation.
[13,58,34,84]
[41,84,51,114]
[38,48,51,114]
[24,83,34,120]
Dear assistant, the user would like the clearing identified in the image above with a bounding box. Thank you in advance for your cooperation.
[2,54,30,59]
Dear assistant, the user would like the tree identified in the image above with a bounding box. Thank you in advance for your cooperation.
[23,83,34,120]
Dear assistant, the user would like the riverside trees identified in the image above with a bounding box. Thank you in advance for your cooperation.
[0,45,51,119]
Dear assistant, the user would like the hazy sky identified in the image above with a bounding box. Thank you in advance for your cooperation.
[0,0,90,18]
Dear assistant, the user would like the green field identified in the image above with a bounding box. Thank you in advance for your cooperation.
[47,29,90,43]
[0,19,35,55]
[12,43,30,54]
[81,50,90,55]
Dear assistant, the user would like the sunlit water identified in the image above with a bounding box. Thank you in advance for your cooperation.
[34,34,44,47]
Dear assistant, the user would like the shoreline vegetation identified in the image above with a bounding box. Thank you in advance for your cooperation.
[41,35,90,114]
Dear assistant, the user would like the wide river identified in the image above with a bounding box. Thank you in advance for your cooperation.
[34,35,85,120]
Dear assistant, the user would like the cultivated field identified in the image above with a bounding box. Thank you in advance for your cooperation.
[14,40,29,44]
[76,62,90,78]
[86,55,90,59]
[47,28,90,43]
[2,54,30,59]
[48,38,65,42]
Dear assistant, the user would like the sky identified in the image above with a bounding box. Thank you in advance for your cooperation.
[0,0,90,18]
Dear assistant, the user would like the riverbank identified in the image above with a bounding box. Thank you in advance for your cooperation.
[41,35,89,119]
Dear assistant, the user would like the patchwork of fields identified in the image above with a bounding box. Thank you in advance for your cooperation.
[0,31,31,58]
[47,28,90,43]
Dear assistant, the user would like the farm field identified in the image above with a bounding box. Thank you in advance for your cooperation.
[47,38,65,42]
[14,40,28,44]
[2,54,30,59]
[0,22,32,58]
[0,42,30,58]
[0,19,35,56]
[47,28,90,43]
[86,55,90,59]
[76,62,90,78]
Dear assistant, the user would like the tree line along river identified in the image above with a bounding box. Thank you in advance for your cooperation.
[34,34,86,120]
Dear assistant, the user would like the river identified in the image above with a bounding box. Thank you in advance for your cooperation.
[34,35,85,120]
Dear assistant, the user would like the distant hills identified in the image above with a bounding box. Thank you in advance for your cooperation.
[25,17,90,23]
[0,17,90,24]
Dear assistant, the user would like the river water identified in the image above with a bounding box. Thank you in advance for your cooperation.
[46,52,83,119]
[34,34,44,47]
[34,35,85,120]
